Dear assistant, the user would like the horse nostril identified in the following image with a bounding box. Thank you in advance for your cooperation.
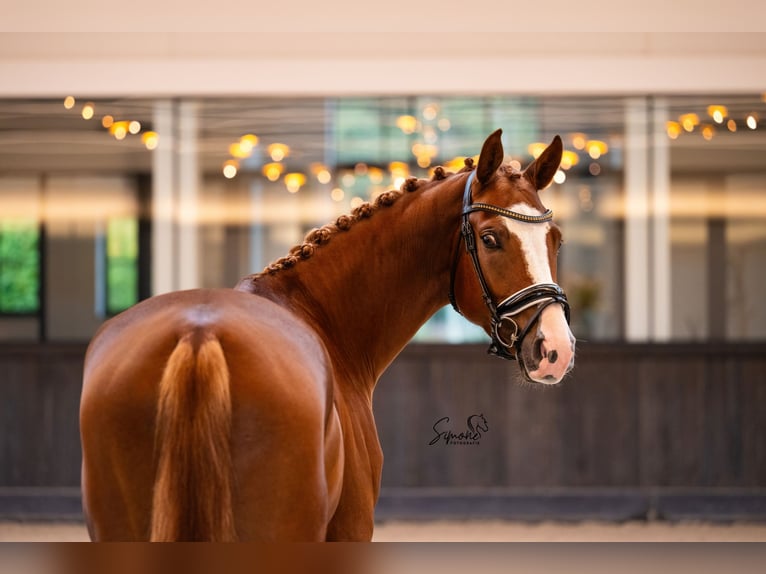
[548,349,558,364]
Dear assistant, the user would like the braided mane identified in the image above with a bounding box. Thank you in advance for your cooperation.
[250,160,475,280]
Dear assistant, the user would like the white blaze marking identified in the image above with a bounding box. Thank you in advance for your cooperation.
[502,202,575,384]
[502,203,553,284]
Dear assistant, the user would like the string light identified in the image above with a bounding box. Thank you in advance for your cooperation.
[586,140,608,160]
[672,105,763,138]
[412,142,438,167]
[666,121,682,139]
[571,133,587,150]
[81,102,95,120]
[262,162,284,182]
[706,105,728,124]
[229,142,252,159]
[368,167,384,184]
[396,115,418,135]
[679,113,700,132]
[560,150,580,170]
[63,96,76,110]
[101,115,114,129]
[445,158,466,172]
[389,161,409,181]
[422,127,438,145]
[284,172,306,193]
[128,120,141,135]
[239,134,259,153]
[422,103,438,121]
[309,162,332,184]
[141,131,159,150]
[109,121,129,140]
[411,143,438,158]
[527,142,546,159]
[223,160,238,179]
[331,188,345,202]
[267,143,290,162]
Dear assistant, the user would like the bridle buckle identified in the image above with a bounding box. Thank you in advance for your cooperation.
[493,315,520,349]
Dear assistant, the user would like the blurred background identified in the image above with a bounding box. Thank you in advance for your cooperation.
[1,21,765,532]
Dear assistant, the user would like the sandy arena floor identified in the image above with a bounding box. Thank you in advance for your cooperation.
[1,520,765,542]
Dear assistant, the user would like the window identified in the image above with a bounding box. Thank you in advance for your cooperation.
[2,95,764,343]
[106,217,139,315]
[0,220,39,314]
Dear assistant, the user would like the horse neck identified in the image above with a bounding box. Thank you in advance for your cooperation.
[252,174,467,390]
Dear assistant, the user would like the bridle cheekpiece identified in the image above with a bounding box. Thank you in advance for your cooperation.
[448,170,571,361]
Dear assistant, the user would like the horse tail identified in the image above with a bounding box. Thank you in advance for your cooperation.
[150,332,237,541]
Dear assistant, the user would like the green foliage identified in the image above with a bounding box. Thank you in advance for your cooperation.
[106,218,138,314]
[0,221,39,314]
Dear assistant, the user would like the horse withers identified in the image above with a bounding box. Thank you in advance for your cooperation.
[79,129,575,541]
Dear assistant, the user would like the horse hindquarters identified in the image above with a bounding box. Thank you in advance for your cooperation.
[151,332,237,542]
[81,289,344,541]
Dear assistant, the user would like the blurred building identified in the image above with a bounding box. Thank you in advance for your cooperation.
[1,26,765,522]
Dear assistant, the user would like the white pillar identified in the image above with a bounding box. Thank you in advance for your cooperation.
[177,100,200,291]
[151,100,201,295]
[250,180,265,274]
[152,99,175,296]
[624,98,650,341]
[651,98,672,341]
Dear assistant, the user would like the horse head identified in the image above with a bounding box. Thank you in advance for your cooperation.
[451,130,575,385]
[467,414,489,434]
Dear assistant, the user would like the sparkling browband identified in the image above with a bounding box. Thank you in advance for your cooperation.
[464,203,553,223]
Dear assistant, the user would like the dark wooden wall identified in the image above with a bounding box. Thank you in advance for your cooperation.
[374,343,766,489]
[1,342,765,519]
[0,344,83,487]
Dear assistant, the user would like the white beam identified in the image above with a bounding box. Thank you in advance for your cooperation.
[651,99,672,341]
[1,57,765,98]
[177,100,200,291]
[624,98,650,341]
[151,100,175,296]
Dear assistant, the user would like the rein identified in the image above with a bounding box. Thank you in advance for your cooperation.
[448,170,570,361]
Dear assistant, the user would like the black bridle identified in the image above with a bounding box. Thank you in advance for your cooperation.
[448,170,571,361]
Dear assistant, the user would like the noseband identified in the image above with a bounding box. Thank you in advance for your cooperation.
[448,170,571,361]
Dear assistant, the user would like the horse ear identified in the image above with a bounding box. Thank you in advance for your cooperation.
[524,135,563,191]
[476,129,504,185]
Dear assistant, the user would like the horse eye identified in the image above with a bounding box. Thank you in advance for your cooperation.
[481,234,499,249]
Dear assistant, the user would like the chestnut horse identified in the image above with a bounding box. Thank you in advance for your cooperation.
[79,129,575,541]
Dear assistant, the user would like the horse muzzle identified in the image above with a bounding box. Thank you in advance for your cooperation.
[486,283,574,385]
